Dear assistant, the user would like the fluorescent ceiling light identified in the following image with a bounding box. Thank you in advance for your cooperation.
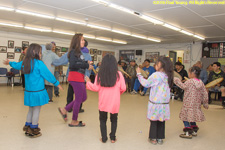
[96,37,112,42]
[140,15,164,25]
[112,40,127,44]
[180,30,194,36]
[109,3,134,15]
[111,29,131,36]
[92,0,109,5]
[24,26,52,32]
[163,23,181,31]
[55,17,86,25]
[147,38,161,42]
[0,6,14,11]
[131,34,146,39]
[0,22,23,28]
[194,35,205,40]
[87,24,111,31]
[83,35,95,39]
[16,10,55,19]
[53,30,74,35]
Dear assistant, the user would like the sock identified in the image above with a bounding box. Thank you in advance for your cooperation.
[30,124,38,129]
[25,122,32,126]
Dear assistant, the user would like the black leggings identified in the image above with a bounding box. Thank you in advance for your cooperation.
[99,111,118,142]
[149,121,165,139]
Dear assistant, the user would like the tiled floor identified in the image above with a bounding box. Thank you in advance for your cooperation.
[0,84,224,150]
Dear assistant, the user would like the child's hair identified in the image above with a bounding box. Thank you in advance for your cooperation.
[22,43,42,74]
[189,66,201,78]
[68,33,83,58]
[97,54,119,87]
[156,56,174,88]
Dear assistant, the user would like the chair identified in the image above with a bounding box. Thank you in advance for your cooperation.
[0,68,10,85]
[10,68,21,86]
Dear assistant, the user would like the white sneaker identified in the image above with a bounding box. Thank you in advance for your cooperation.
[130,90,137,94]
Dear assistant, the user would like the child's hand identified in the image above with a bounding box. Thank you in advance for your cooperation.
[85,76,91,82]
[88,64,93,70]
[3,59,10,65]
[57,84,64,91]
[136,67,141,74]
[88,61,93,64]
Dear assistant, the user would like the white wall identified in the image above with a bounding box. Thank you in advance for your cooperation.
[115,42,202,69]
[0,31,116,83]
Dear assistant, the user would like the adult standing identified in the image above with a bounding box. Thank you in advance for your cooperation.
[42,43,59,102]
[19,46,28,89]
[58,34,93,126]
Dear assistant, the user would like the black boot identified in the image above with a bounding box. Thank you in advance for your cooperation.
[221,97,225,108]
[180,127,193,139]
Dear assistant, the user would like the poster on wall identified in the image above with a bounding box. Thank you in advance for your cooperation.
[0,46,7,53]
[7,52,15,59]
[8,40,14,48]
[102,51,115,57]
[178,57,183,63]
[22,41,29,47]
[90,49,94,55]
[184,50,190,63]
[98,50,102,55]
[14,47,22,53]
[145,52,160,63]
[61,47,69,52]
[56,46,61,52]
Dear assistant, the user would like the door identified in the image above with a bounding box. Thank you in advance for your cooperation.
[169,51,177,65]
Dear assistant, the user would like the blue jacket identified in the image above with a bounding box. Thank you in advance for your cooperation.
[200,69,208,84]
[143,66,156,77]
[52,47,92,78]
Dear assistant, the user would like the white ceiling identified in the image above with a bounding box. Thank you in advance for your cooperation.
[0,0,225,45]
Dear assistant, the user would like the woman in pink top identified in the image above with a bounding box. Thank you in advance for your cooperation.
[86,54,126,143]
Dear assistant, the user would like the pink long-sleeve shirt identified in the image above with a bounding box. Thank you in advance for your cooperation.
[86,71,126,114]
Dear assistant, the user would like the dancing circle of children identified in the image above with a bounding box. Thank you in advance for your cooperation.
[136,56,174,145]
[3,43,63,138]
[85,54,126,143]
[174,66,208,139]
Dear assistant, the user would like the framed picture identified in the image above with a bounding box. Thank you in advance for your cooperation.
[90,49,94,55]
[94,49,98,54]
[7,52,15,59]
[61,47,69,52]
[22,41,29,47]
[94,55,97,61]
[14,47,22,53]
[0,46,7,53]
[98,50,102,55]
[91,56,94,61]
[145,52,160,63]
[8,40,14,48]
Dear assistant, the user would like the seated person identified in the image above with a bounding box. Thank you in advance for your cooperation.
[208,62,225,107]
[125,59,138,92]
[194,61,208,84]
[174,62,188,101]
[131,59,155,96]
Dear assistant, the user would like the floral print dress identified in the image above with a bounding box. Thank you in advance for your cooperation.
[137,72,171,122]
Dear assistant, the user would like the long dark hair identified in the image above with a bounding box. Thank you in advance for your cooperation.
[156,56,174,88]
[97,54,119,87]
[68,33,83,58]
[22,43,42,74]
[189,66,201,78]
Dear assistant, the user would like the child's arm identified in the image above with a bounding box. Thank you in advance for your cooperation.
[202,86,209,109]
[9,61,23,70]
[86,76,100,92]
[173,77,189,90]
[119,72,126,94]
[137,72,160,88]
[39,61,60,87]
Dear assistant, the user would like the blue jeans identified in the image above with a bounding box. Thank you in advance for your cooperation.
[54,71,59,95]
[183,121,196,128]
[133,78,148,93]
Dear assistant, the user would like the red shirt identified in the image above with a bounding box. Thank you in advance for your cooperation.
[68,71,84,82]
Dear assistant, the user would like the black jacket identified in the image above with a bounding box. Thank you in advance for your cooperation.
[175,68,188,80]
[208,70,225,86]
[69,50,89,75]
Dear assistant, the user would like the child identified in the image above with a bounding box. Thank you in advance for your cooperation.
[174,66,208,139]
[85,54,126,143]
[136,56,174,145]
[3,43,63,138]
